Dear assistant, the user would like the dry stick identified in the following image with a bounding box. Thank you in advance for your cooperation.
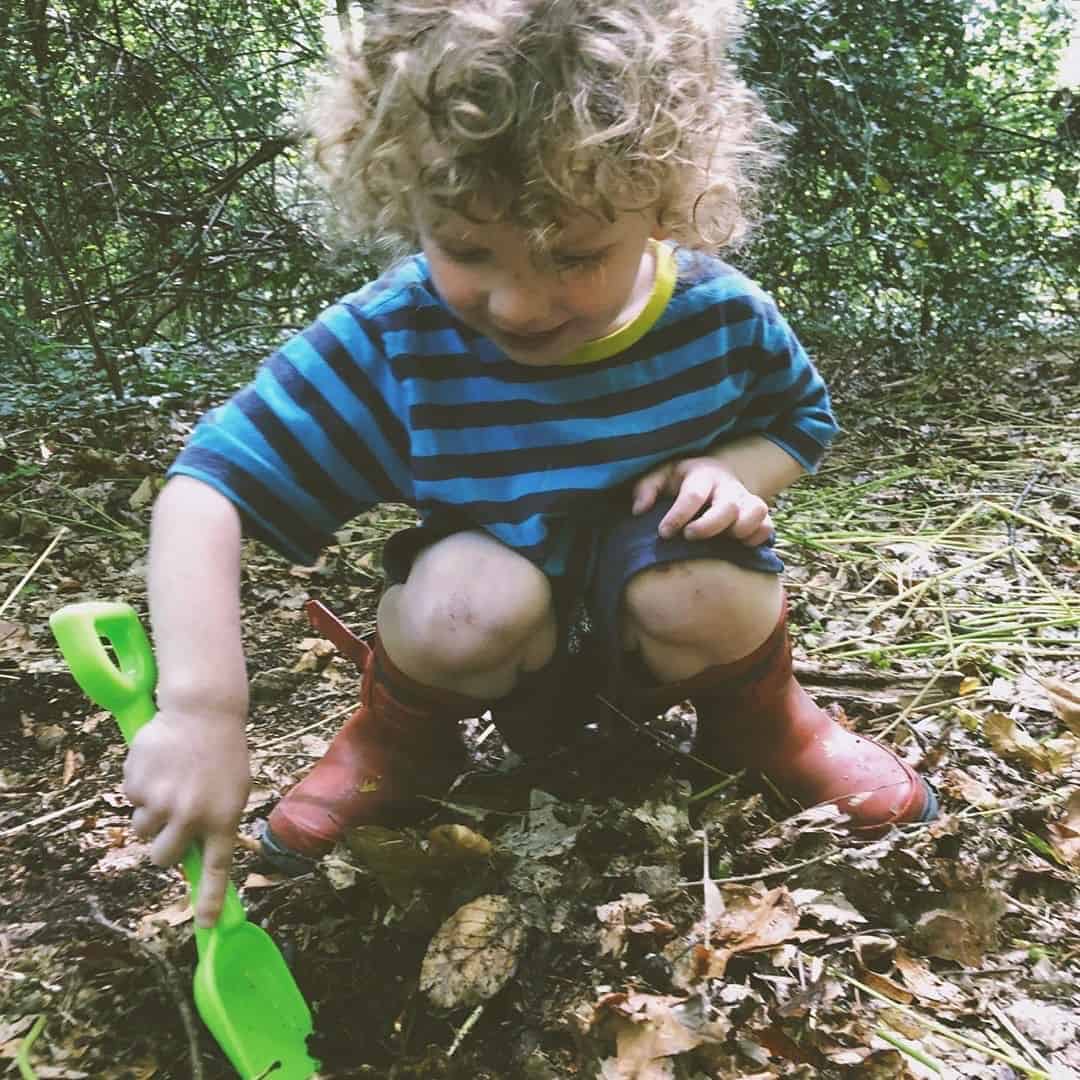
[833,971,1051,1079]
[447,1004,485,1058]
[0,797,100,840]
[874,1026,944,1073]
[676,852,832,889]
[85,898,205,1080]
[255,700,355,751]
[997,504,1080,548]
[1013,545,1076,616]
[988,1003,1055,1074]
[875,642,968,740]
[1007,466,1046,593]
[0,526,68,619]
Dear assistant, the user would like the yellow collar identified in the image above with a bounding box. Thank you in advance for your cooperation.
[558,240,676,365]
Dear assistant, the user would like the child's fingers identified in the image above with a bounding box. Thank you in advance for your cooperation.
[728,496,771,541]
[195,833,236,928]
[680,499,738,539]
[659,486,711,538]
[148,817,196,871]
[631,467,669,514]
[744,521,775,547]
[130,803,169,841]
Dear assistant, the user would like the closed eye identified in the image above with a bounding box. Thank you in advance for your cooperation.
[440,245,489,264]
[553,248,610,271]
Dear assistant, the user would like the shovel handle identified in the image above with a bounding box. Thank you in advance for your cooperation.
[50,601,246,933]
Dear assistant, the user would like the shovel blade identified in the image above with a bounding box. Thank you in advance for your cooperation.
[195,921,317,1080]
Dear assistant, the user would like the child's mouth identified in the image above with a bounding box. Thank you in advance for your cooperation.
[496,324,566,350]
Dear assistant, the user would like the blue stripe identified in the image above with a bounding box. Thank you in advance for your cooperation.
[168,244,838,571]
[270,339,411,500]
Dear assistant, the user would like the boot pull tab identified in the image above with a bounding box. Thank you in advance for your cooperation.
[304,598,371,670]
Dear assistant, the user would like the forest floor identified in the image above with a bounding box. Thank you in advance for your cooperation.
[1,340,1079,1080]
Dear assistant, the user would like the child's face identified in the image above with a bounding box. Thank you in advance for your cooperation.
[416,202,663,366]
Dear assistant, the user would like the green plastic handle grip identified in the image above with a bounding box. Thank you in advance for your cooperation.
[50,601,246,935]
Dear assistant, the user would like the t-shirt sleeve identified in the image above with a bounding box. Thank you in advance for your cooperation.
[168,302,414,565]
[736,298,839,472]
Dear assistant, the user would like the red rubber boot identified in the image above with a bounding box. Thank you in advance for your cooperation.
[640,597,937,829]
[263,634,483,868]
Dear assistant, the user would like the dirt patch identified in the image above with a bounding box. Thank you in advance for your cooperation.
[2,347,1079,1078]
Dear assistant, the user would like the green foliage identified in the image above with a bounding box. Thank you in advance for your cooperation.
[0,0,371,393]
[740,0,1078,362]
[0,0,1075,393]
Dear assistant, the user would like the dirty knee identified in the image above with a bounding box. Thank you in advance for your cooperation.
[392,538,555,675]
[621,558,783,664]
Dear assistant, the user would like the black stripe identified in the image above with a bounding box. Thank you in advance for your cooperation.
[389,295,766,382]
[269,358,403,503]
[372,303,469,336]
[410,341,792,429]
[741,363,817,421]
[415,486,623,526]
[413,407,730,481]
[765,423,827,466]
[233,383,362,525]
[297,320,412,465]
[174,447,330,560]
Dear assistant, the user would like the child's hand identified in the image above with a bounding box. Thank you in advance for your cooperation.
[631,455,774,545]
[123,708,250,927]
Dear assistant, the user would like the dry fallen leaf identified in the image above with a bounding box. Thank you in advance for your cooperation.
[427,823,493,862]
[137,896,193,938]
[856,968,913,1005]
[597,893,653,958]
[911,888,1006,966]
[346,825,436,906]
[983,712,1079,773]
[291,637,338,673]
[669,883,804,985]
[791,888,867,929]
[1047,788,1080,867]
[892,947,963,1005]
[593,991,730,1080]
[941,767,998,809]
[419,894,526,1009]
[1041,675,1080,735]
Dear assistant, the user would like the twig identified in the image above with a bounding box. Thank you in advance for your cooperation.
[989,1003,1055,1074]
[447,1004,484,1058]
[833,970,1051,1078]
[255,703,355,751]
[0,797,100,840]
[16,1015,47,1080]
[1006,466,1045,591]
[676,852,831,888]
[874,1025,943,1073]
[85,898,205,1080]
[0,526,68,618]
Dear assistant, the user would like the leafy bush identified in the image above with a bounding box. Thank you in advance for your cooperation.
[739,0,1078,363]
[0,0,1075,392]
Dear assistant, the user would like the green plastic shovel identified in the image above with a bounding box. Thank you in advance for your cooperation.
[50,601,319,1080]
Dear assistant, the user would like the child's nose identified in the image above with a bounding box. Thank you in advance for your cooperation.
[488,279,554,333]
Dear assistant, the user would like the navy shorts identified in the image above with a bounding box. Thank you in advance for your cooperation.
[381,498,784,694]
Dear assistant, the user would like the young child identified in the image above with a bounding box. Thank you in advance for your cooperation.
[125,0,936,927]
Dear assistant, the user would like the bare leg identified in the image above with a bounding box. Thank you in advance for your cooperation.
[621,558,783,680]
[377,530,558,698]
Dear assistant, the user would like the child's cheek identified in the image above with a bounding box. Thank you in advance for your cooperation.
[430,258,484,316]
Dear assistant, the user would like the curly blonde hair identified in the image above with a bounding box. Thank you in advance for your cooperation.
[309,0,779,256]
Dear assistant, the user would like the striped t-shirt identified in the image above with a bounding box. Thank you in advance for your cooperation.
[168,242,838,576]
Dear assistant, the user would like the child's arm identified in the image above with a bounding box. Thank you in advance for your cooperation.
[123,475,251,927]
[631,434,805,543]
